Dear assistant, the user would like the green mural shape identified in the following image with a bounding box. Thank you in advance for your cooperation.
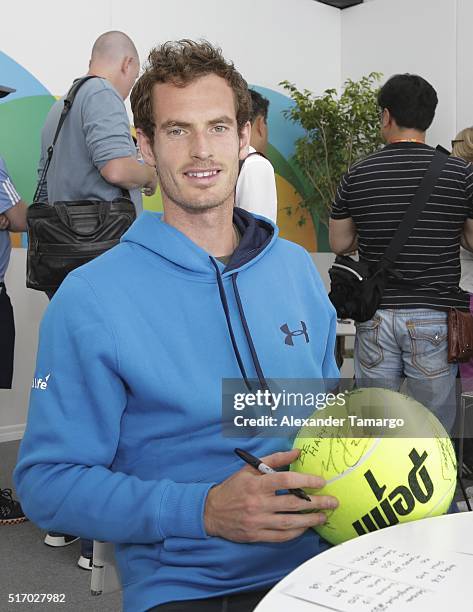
[0,95,55,203]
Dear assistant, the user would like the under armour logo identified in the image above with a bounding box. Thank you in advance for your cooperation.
[280,321,309,346]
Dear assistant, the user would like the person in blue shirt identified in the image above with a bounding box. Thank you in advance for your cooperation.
[0,89,28,388]
[15,42,339,612]
[0,83,28,526]
[0,154,27,387]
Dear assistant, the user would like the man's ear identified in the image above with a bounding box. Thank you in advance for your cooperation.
[255,115,265,138]
[383,108,392,128]
[121,56,132,75]
[238,121,251,160]
[136,128,156,167]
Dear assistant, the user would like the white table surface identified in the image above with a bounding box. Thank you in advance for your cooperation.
[336,319,356,336]
[255,512,473,611]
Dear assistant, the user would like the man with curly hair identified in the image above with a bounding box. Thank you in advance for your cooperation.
[16,41,338,611]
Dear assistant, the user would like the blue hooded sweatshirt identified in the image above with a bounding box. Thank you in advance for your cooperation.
[15,208,338,611]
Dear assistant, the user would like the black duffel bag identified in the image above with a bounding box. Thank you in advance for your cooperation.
[26,75,136,292]
[328,256,388,322]
[26,198,135,291]
[328,147,450,322]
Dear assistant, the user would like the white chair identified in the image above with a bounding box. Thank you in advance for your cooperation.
[90,541,121,596]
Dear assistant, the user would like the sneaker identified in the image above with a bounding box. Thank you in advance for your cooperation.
[77,554,93,570]
[44,532,79,547]
[0,488,28,525]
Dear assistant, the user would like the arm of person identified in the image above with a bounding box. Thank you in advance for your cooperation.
[461,218,473,252]
[14,274,213,544]
[100,156,158,192]
[0,161,27,231]
[235,155,278,224]
[329,169,359,255]
[83,87,157,195]
[329,217,358,255]
[4,199,27,232]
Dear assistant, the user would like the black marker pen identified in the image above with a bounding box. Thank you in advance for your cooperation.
[234,448,312,502]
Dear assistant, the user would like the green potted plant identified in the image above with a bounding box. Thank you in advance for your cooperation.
[281,72,383,243]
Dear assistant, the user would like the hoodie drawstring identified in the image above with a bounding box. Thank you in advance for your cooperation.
[210,257,252,391]
[210,257,269,393]
[231,273,270,393]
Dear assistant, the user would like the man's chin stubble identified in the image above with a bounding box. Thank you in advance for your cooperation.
[161,186,235,214]
[174,200,226,214]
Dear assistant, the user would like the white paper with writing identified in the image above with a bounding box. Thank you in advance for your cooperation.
[283,544,473,611]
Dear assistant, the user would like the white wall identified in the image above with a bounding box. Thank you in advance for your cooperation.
[0,0,341,441]
[456,0,473,134]
[341,0,457,148]
[1,0,341,118]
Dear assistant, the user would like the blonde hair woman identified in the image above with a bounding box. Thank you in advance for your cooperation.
[452,127,473,162]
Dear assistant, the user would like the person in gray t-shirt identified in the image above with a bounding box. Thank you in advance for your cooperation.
[36,30,158,570]
[37,30,157,234]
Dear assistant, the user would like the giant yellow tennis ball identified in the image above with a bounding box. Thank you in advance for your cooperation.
[290,387,457,545]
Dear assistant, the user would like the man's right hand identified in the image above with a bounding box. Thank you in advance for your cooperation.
[204,449,338,543]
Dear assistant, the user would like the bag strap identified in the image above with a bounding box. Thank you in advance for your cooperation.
[33,76,99,202]
[379,146,449,269]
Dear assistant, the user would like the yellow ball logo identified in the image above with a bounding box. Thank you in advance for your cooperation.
[290,388,457,544]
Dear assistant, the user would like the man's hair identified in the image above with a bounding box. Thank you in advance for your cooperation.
[131,39,251,142]
[452,127,473,163]
[377,74,438,132]
[249,89,269,124]
[91,31,138,63]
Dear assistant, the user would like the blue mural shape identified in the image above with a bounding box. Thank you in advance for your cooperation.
[0,51,51,102]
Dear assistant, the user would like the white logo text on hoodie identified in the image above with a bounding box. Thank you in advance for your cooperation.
[32,373,51,390]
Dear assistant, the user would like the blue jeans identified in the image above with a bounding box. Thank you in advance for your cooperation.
[354,309,458,432]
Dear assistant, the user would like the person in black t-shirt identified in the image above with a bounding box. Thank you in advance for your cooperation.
[329,74,473,432]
